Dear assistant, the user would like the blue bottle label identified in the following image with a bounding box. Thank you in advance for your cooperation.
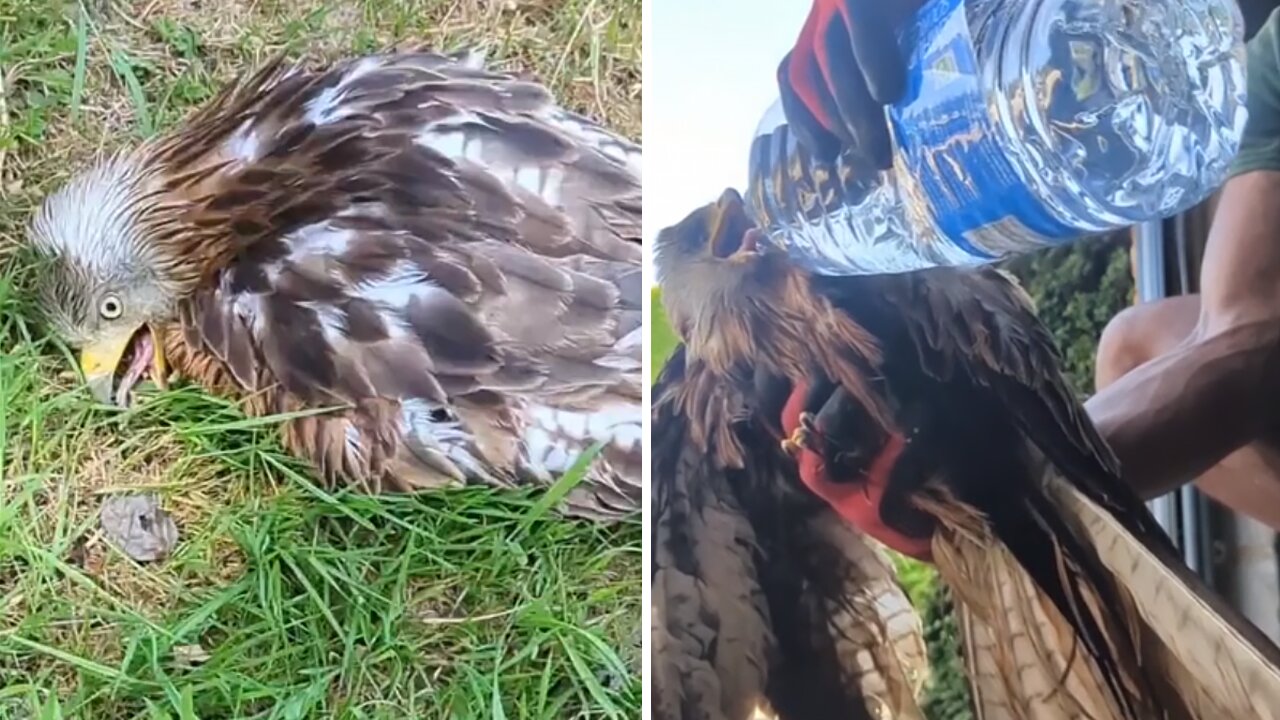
[888,0,1078,258]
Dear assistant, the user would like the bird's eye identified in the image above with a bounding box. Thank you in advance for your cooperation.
[99,294,123,320]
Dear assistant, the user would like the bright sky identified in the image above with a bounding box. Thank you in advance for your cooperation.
[647,0,811,246]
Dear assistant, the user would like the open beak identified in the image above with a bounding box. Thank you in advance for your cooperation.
[79,324,167,406]
[707,188,761,261]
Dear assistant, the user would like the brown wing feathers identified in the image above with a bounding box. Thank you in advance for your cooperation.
[653,353,775,720]
[812,266,1280,719]
[653,348,928,720]
[658,231,1280,719]
[143,51,639,517]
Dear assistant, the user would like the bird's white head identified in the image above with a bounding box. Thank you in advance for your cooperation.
[28,152,180,405]
[653,187,776,342]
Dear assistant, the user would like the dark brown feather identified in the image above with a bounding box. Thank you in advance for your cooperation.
[810,265,1280,719]
[652,348,928,720]
[136,51,640,518]
[657,197,1280,718]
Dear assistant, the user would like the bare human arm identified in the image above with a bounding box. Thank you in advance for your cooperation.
[1084,171,1280,500]
[1084,5,1280,506]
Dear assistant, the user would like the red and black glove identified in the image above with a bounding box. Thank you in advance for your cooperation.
[769,375,936,561]
[777,0,919,170]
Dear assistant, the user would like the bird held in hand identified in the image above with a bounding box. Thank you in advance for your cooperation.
[652,188,1280,719]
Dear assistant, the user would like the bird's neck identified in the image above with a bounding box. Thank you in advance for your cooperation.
[132,152,263,293]
[690,268,895,433]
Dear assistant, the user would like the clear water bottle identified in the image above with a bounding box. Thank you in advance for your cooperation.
[746,0,1248,276]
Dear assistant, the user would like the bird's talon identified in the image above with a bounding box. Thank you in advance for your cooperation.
[782,426,811,455]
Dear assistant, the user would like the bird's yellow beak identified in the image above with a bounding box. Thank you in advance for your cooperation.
[706,203,726,252]
[706,189,757,261]
[79,324,167,405]
[80,327,135,404]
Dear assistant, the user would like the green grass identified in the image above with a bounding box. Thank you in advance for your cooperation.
[648,287,679,383]
[0,0,641,717]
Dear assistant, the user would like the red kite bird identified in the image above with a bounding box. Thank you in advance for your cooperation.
[652,188,1280,719]
[28,51,641,520]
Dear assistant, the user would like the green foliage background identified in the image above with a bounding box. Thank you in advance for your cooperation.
[648,235,1133,716]
[651,287,680,381]
[1004,235,1134,395]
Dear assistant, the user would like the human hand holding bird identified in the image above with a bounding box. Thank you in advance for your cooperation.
[653,188,1280,719]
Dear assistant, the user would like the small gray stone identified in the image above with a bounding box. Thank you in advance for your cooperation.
[99,494,179,562]
[173,643,211,667]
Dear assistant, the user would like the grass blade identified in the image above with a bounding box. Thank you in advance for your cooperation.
[108,50,152,137]
[518,442,604,532]
[6,635,141,687]
[69,5,89,119]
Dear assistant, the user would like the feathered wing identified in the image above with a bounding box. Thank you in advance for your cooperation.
[928,498,1127,720]
[652,348,928,720]
[822,266,1280,719]
[652,350,775,720]
[150,52,641,518]
[759,509,929,720]
[1046,473,1280,719]
[928,470,1280,720]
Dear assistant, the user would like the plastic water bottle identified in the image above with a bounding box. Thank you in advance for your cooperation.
[746,0,1248,276]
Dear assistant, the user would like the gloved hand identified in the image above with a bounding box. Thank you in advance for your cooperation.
[776,0,920,170]
[772,374,936,560]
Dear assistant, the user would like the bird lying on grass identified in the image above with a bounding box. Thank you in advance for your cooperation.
[652,188,1280,719]
[27,50,642,521]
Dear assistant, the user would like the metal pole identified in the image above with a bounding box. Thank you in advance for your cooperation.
[1173,213,1207,579]
[1133,220,1181,541]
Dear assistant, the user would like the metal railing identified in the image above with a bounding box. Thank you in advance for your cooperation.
[1133,219,1214,584]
